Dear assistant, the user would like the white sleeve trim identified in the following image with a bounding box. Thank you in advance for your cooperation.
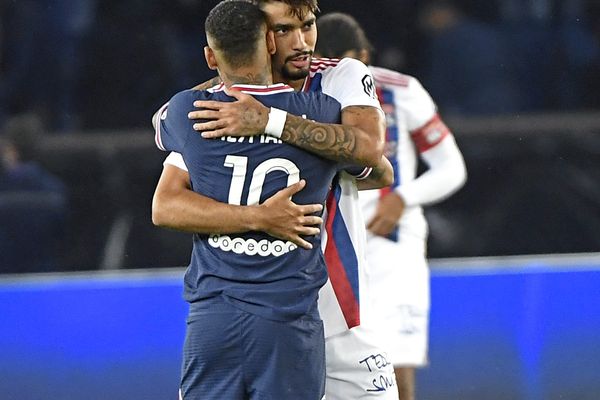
[163,152,188,172]
[154,102,169,151]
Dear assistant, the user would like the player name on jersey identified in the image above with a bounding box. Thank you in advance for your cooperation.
[220,133,283,144]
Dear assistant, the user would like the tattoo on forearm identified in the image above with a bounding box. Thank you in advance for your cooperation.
[281,115,357,163]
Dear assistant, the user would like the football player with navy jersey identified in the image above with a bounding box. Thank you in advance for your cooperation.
[152,1,400,399]
[156,2,360,399]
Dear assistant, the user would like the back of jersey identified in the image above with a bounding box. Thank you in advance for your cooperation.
[156,84,342,321]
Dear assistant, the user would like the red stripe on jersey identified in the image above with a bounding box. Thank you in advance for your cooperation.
[371,69,410,87]
[311,57,340,66]
[324,192,360,329]
[375,76,410,87]
[410,114,451,153]
[309,58,341,74]
[213,83,294,95]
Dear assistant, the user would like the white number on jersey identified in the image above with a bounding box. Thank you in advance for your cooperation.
[224,155,300,205]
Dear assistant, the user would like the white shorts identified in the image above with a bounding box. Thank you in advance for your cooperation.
[325,325,399,400]
[365,234,430,367]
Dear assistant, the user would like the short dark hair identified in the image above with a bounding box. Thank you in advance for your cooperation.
[258,0,319,20]
[315,12,372,58]
[205,0,268,67]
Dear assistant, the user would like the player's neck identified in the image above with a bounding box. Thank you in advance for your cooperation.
[272,70,305,91]
[219,67,272,87]
[286,78,305,91]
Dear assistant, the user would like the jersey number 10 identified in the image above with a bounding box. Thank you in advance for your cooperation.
[224,155,300,205]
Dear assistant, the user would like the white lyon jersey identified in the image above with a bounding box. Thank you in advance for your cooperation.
[302,58,384,338]
[359,66,465,243]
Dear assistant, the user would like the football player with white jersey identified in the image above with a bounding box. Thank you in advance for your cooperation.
[315,13,467,400]
[153,1,401,399]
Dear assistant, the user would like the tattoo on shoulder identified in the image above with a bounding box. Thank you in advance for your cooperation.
[191,76,222,91]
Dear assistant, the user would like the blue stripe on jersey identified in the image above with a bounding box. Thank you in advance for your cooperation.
[379,87,400,243]
[379,87,401,189]
[307,74,323,93]
[328,183,360,303]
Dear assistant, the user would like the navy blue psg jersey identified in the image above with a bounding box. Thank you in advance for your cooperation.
[156,83,342,321]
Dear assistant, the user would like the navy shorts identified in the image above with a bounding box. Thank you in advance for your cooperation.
[180,298,325,400]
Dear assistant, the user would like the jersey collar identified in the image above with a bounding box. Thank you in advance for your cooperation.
[209,82,294,95]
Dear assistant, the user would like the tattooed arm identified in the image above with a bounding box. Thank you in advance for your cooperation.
[190,90,385,167]
[279,107,383,166]
[355,155,394,190]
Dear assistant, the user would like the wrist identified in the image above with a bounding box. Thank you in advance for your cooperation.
[392,186,408,207]
[264,107,287,138]
[245,204,265,231]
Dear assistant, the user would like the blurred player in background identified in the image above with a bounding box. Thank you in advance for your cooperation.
[153,0,402,398]
[315,12,468,400]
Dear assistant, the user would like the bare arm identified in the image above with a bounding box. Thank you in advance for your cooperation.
[355,155,394,190]
[189,90,384,167]
[152,164,324,249]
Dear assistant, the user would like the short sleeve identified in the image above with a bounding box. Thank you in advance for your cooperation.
[163,152,188,171]
[320,58,382,111]
[155,90,194,153]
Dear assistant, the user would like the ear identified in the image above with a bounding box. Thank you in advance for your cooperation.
[204,46,218,70]
[266,30,276,55]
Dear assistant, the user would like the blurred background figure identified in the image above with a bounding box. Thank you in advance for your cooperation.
[0,0,98,132]
[0,114,68,273]
[497,0,600,110]
[417,1,522,116]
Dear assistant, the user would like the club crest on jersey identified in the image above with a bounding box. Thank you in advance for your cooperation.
[361,75,377,99]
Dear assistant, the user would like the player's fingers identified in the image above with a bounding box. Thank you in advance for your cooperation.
[370,219,394,237]
[296,226,320,236]
[300,216,323,226]
[194,119,226,133]
[188,109,220,121]
[201,127,230,139]
[193,100,225,110]
[367,217,387,236]
[366,215,379,231]
[279,179,306,196]
[290,236,313,250]
[299,203,323,215]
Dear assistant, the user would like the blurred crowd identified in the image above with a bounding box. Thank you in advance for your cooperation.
[1,0,600,274]
[0,0,599,133]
